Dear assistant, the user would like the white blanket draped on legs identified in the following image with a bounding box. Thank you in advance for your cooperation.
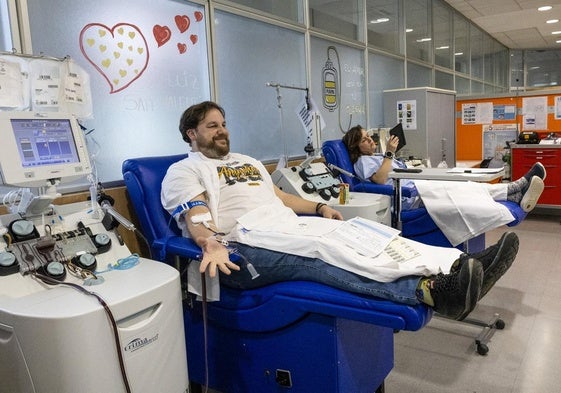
[227,204,462,283]
[413,180,514,246]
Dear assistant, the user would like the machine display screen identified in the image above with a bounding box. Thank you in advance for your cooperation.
[10,118,80,168]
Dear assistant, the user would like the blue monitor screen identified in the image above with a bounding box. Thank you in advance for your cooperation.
[10,118,80,168]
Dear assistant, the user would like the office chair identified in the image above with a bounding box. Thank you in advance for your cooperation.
[122,154,433,392]
[322,139,528,355]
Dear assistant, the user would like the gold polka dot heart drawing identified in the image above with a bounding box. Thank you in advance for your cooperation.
[79,22,149,94]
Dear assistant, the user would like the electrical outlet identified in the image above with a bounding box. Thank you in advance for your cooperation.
[275,369,292,388]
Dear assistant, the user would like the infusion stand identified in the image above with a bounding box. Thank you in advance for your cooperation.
[266,82,311,168]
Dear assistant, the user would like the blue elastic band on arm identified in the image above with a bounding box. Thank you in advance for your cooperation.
[172,200,208,217]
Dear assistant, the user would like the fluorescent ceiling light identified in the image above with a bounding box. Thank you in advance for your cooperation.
[454,52,463,56]
[370,18,389,24]
[547,19,559,23]
[416,37,431,42]
[539,6,553,11]
[406,28,413,33]
[552,31,561,34]
[556,39,561,43]
[436,46,449,50]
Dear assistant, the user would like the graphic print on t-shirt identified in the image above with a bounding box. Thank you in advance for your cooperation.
[216,162,264,185]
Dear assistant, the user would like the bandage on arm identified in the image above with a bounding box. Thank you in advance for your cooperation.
[178,197,238,277]
[177,196,221,246]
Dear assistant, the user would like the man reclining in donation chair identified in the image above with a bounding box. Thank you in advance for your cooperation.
[341,125,545,247]
[160,101,521,321]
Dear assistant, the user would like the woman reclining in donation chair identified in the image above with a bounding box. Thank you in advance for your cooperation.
[342,125,545,246]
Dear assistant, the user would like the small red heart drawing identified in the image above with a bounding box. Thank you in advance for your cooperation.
[190,34,198,45]
[175,15,190,33]
[177,42,187,54]
[153,24,171,47]
[194,11,203,22]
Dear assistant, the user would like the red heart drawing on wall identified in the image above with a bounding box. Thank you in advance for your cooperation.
[177,43,187,54]
[194,11,203,22]
[190,35,198,45]
[175,15,190,33]
[153,24,171,47]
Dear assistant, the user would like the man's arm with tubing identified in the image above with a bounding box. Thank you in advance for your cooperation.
[182,193,240,278]
[185,187,343,278]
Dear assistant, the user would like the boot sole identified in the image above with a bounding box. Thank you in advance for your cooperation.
[457,259,483,321]
[479,232,520,299]
[520,176,544,212]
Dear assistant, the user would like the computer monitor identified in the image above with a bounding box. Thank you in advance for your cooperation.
[0,111,92,188]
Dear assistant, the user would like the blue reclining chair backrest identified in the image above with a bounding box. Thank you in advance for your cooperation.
[321,139,361,188]
[122,154,188,247]
[322,139,398,196]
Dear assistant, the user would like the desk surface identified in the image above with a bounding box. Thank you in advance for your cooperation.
[389,167,504,182]
[456,160,482,168]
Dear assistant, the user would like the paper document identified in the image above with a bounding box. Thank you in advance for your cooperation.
[539,138,561,145]
[385,238,421,263]
[447,167,503,174]
[325,217,400,257]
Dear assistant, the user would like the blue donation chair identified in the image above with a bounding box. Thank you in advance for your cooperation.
[322,139,527,250]
[122,154,433,393]
[322,139,528,355]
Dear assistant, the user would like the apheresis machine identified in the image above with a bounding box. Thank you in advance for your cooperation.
[0,112,188,393]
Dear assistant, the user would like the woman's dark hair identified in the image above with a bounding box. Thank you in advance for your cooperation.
[342,125,365,164]
[179,101,226,145]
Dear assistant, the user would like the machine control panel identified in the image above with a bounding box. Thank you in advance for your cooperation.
[298,165,341,200]
[1,218,111,280]
[272,162,341,203]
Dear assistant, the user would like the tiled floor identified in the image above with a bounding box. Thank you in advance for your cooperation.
[386,212,561,393]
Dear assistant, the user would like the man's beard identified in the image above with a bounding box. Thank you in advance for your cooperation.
[200,137,230,158]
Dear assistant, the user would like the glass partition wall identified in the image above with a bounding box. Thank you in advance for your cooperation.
[8,0,514,172]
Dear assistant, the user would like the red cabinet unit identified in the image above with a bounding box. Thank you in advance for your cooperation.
[511,145,561,206]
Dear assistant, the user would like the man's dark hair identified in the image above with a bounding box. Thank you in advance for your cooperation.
[179,101,226,145]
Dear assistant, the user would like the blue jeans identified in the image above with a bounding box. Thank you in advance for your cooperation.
[219,242,423,306]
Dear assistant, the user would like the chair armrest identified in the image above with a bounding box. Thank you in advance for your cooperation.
[353,182,394,195]
[353,182,416,198]
[152,236,203,261]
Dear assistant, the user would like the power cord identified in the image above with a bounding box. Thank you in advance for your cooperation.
[32,272,132,393]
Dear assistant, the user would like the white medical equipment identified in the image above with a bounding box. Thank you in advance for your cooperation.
[0,111,93,215]
[0,201,189,393]
[0,111,92,189]
[271,161,391,225]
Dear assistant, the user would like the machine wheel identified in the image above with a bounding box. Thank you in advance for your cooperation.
[476,342,489,356]
[495,318,506,330]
